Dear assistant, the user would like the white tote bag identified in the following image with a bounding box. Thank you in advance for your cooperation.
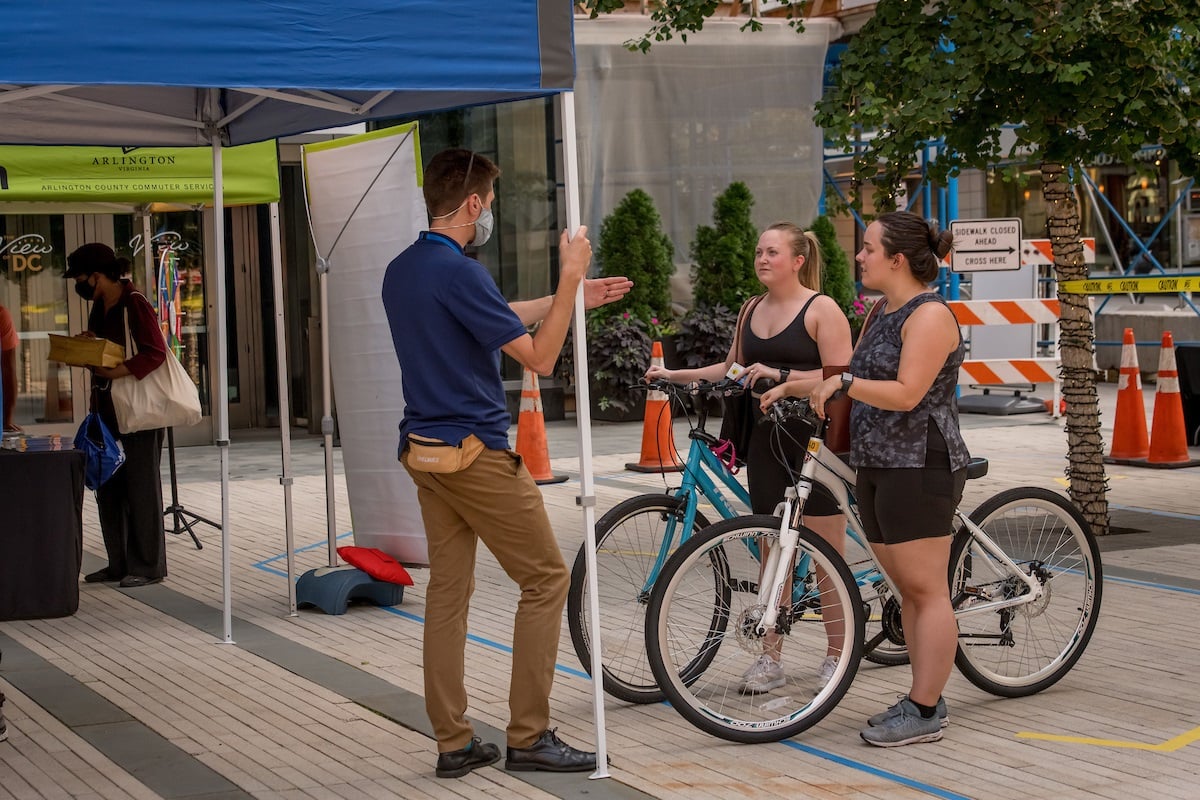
[111,298,202,434]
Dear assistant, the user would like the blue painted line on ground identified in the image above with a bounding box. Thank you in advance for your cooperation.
[784,741,973,800]
[1104,573,1200,596]
[1109,503,1200,522]
[252,535,592,679]
[251,537,965,794]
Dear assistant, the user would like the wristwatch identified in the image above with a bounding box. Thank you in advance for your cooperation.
[778,368,791,383]
[840,372,855,395]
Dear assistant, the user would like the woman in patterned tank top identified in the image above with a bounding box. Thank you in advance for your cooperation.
[781,211,967,747]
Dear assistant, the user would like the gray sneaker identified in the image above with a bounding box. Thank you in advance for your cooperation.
[860,698,943,747]
[738,655,785,694]
[0,692,7,743]
[867,694,948,728]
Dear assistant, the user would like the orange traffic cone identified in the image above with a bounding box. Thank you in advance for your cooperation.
[1105,328,1149,463]
[1147,331,1200,467]
[626,341,684,473]
[514,368,567,484]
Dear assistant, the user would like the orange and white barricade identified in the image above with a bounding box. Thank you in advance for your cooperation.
[947,298,1062,417]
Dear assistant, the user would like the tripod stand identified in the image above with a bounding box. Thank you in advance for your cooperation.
[163,427,220,549]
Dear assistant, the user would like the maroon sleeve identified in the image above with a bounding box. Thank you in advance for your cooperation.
[124,291,167,379]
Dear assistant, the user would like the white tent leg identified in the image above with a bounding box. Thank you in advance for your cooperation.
[269,202,298,615]
[319,261,337,565]
[211,136,235,644]
[559,90,608,779]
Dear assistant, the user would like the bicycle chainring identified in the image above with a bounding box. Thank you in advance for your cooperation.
[881,596,906,646]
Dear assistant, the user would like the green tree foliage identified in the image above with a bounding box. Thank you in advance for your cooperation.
[810,214,855,315]
[812,1,1200,534]
[690,181,760,310]
[814,2,1200,208]
[595,188,674,326]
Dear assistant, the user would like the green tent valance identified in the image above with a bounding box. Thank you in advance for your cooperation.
[0,140,280,205]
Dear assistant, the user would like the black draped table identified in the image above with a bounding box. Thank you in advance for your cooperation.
[0,448,85,620]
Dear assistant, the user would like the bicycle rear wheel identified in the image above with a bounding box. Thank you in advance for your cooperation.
[951,487,1102,697]
[646,514,864,743]
[567,494,712,704]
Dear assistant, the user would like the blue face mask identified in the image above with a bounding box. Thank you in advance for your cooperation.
[473,205,494,247]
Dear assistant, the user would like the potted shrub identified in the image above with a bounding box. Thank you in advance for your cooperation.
[811,214,856,313]
[810,214,876,342]
[586,312,653,421]
[676,182,760,377]
[575,189,675,419]
[592,188,675,328]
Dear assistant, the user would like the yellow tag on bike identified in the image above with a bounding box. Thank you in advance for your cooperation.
[807,440,821,454]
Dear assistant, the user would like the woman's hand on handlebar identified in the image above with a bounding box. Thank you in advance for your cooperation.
[809,374,842,419]
[759,379,800,413]
[644,364,672,383]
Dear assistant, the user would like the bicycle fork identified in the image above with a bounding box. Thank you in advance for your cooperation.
[754,484,809,638]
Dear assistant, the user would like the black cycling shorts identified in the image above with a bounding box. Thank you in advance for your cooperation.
[855,459,966,545]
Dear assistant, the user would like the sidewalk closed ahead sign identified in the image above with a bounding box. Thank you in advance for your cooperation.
[949,218,1022,272]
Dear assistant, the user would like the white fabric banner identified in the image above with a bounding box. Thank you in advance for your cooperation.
[302,125,430,566]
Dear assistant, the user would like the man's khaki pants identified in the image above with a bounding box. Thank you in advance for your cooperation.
[404,447,569,752]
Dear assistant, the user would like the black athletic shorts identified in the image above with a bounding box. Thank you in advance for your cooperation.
[855,439,966,545]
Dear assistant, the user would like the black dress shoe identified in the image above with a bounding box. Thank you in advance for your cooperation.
[84,568,123,583]
[505,728,596,773]
[118,575,163,588]
[435,737,500,778]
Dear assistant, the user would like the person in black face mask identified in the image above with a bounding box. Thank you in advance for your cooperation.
[64,243,169,589]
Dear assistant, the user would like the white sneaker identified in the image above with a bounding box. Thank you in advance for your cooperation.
[738,655,785,694]
[818,656,839,685]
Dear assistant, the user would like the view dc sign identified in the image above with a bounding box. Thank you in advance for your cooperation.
[949,218,1023,272]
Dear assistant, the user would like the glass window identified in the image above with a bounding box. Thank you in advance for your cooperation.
[0,214,71,427]
[114,212,211,415]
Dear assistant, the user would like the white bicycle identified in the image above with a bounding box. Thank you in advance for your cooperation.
[644,397,1103,743]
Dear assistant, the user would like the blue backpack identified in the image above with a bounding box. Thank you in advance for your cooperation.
[74,413,125,490]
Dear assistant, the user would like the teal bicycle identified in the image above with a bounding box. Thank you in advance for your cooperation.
[566,379,907,704]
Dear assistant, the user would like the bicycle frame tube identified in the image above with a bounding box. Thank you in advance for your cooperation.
[950,512,1044,618]
[795,435,1043,619]
[638,437,754,598]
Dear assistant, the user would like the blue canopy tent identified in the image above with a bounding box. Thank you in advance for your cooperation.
[0,0,612,770]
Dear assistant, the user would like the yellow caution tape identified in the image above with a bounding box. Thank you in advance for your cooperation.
[1059,275,1200,294]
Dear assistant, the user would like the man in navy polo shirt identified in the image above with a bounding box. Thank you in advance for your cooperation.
[383,148,630,779]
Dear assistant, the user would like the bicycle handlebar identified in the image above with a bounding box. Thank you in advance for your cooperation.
[764,396,824,430]
[637,378,747,397]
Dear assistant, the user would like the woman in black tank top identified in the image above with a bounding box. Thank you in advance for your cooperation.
[645,222,853,692]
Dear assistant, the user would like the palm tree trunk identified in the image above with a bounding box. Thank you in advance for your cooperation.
[1042,162,1109,535]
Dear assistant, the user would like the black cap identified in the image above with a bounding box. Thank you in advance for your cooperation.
[64,242,118,279]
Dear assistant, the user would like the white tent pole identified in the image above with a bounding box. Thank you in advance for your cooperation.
[269,201,298,615]
[559,90,608,779]
[319,259,337,565]
[211,135,234,644]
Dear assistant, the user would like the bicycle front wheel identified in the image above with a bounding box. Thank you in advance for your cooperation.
[951,487,1102,697]
[646,514,865,743]
[567,494,712,704]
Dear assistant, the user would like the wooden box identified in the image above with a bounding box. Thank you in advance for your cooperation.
[47,334,125,368]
